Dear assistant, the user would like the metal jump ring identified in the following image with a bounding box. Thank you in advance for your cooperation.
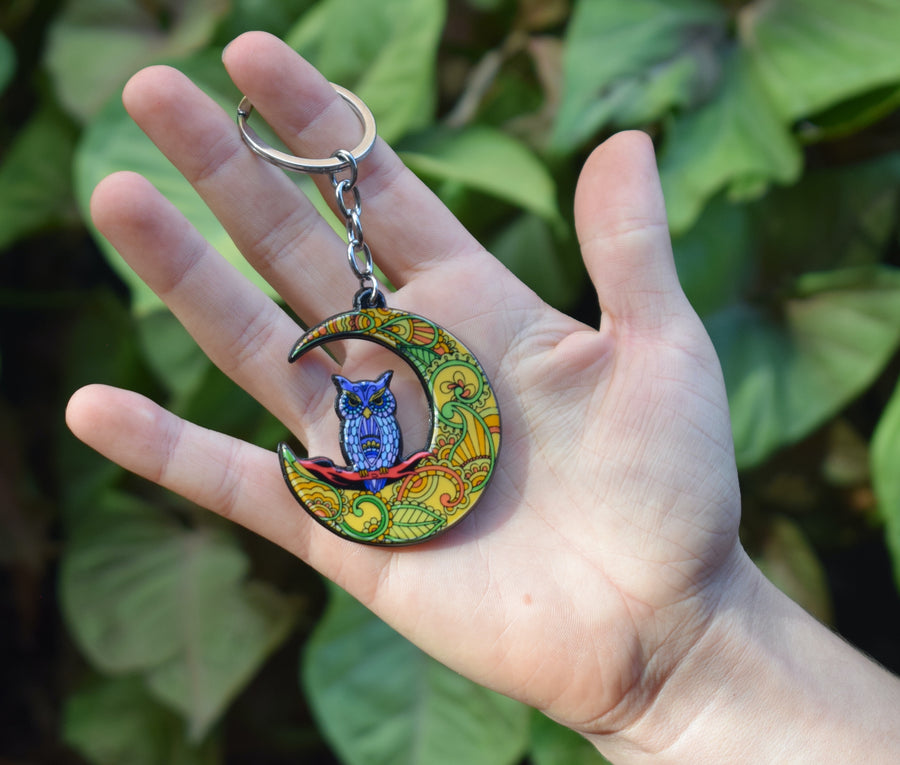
[348,241,374,278]
[237,84,377,174]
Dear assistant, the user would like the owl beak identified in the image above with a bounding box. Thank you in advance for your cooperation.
[362,407,372,419]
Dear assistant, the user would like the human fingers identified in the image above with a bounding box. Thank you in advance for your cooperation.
[221,32,488,289]
[573,131,692,336]
[90,171,336,446]
[64,384,391,577]
[121,64,354,325]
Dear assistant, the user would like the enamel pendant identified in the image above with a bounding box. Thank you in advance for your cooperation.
[238,86,500,545]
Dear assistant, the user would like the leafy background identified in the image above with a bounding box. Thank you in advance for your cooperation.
[2,0,900,762]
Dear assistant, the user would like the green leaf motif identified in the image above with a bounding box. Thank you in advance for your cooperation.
[286,0,445,143]
[872,379,900,592]
[552,0,726,151]
[400,126,560,223]
[64,676,218,765]
[707,267,900,469]
[61,491,299,741]
[303,585,530,765]
[739,0,900,122]
[659,47,802,235]
[46,0,229,122]
[530,711,612,765]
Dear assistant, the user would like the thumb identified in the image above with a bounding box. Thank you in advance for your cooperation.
[574,131,688,335]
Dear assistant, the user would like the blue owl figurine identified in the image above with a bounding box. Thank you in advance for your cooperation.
[332,371,402,492]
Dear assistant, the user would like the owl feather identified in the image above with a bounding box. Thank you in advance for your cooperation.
[332,371,402,492]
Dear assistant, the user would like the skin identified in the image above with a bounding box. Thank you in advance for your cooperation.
[66,32,900,763]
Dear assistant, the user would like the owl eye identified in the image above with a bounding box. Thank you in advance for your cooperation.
[370,390,384,407]
[346,392,362,407]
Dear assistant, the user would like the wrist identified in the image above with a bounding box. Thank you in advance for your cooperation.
[587,549,900,763]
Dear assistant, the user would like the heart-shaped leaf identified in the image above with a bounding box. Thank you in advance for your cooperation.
[61,491,299,741]
[286,0,445,143]
[303,584,530,765]
[400,126,560,223]
[46,0,229,122]
[64,676,218,765]
[659,47,801,235]
[552,0,726,152]
[707,267,900,468]
[739,0,900,122]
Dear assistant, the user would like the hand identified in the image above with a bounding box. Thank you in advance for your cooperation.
[67,31,749,754]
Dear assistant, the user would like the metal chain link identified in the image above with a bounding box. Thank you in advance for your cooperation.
[330,149,382,306]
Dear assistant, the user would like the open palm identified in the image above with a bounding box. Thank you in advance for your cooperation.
[67,32,745,739]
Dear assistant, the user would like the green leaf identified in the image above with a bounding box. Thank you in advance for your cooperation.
[74,53,279,316]
[137,311,211,403]
[671,195,754,318]
[286,0,445,143]
[739,0,900,122]
[303,585,530,765]
[872,378,900,592]
[658,47,802,235]
[552,0,726,151]
[0,33,15,95]
[707,267,900,469]
[61,491,299,741]
[530,710,612,765]
[490,213,581,309]
[64,676,218,765]
[214,0,315,44]
[60,293,147,515]
[0,99,79,250]
[796,83,900,144]
[749,153,900,277]
[400,126,560,223]
[753,516,833,624]
[46,0,229,122]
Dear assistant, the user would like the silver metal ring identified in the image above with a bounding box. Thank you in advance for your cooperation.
[237,84,377,174]
[348,241,374,278]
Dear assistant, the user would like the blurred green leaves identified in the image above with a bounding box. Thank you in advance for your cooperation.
[400,125,560,224]
[738,0,900,122]
[303,585,530,765]
[2,0,900,761]
[61,491,299,742]
[0,99,79,251]
[873,380,900,591]
[46,0,229,121]
[72,53,281,315]
[64,676,219,765]
[658,47,801,234]
[552,0,726,152]
[286,0,445,143]
[0,33,14,94]
[709,267,900,469]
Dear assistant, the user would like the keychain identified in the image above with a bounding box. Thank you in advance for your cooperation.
[237,86,500,546]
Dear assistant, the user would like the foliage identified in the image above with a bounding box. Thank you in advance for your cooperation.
[1,0,900,762]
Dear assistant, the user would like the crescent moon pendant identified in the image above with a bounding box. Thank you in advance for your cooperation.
[278,307,501,546]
